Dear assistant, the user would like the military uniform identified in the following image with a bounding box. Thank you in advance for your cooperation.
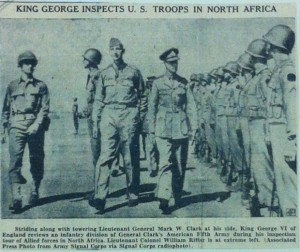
[143,77,159,175]
[148,54,197,204]
[85,68,101,167]
[92,61,147,203]
[225,76,244,186]
[214,79,231,177]
[267,58,297,215]
[2,67,50,209]
[242,63,274,208]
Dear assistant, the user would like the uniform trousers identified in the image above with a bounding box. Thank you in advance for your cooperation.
[94,106,140,200]
[269,123,297,215]
[155,137,188,201]
[9,126,45,184]
[227,117,244,172]
[249,118,274,206]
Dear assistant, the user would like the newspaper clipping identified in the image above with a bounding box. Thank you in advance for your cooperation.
[0,0,299,250]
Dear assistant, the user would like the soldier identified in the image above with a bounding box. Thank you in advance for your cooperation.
[72,97,79,134]
[206,69,218,165]
[237,53,255,207]
[143,76,159,177]
[1,51,50,211]
[188,73,202,157]
[91,38,147,212]
[148,48,197,214]
[263,25,297,216]
[241,39,276,216]
[223,61,244,191]
[214,66,231,183]
[82,48,102,168]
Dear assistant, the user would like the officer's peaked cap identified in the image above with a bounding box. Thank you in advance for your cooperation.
[160,48,180,62]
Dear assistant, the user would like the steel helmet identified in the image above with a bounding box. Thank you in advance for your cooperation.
[190,74,198,81]
[223,61,239,75]
[209,69,218,79]
[245,39,268,58]
[83,48,102,65]
[215,67,224,77]
[263,25,295,53]
[237,53,254,71]
[18,50,38,67]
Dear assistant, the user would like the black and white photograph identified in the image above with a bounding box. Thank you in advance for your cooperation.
[0,0,299,250]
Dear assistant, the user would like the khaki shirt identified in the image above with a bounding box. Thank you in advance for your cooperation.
[2,77,50,130]
[268,58,296,135]
[92,62,147,124]
[148,73,197,139]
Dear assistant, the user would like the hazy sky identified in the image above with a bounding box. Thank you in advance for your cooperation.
[0,18,295,112]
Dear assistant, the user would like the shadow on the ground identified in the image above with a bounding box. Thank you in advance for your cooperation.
[170,191,231,212]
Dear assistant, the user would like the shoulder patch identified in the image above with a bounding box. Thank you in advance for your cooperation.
[287,73,296,82]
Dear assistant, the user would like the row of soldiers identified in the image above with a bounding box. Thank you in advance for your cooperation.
[187,24,297,217]
[2,24,297,217]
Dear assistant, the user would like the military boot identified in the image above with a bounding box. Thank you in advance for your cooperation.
[28,180,40,206]
[9,183,22,212]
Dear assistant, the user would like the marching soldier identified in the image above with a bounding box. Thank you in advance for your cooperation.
[72,97,79,135]
[148,48,197,214]
[82,48,102,167]
[263,25,297,216]
[91,38,147,212]
[1,51,50,211]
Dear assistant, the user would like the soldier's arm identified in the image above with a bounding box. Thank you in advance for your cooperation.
[92,73,105,127]
[135,70,147,119]
[1,85,11,142]
[148,81,158,134]
[34,83,50,127]
[1,85,11,130]
[281,66,297,137]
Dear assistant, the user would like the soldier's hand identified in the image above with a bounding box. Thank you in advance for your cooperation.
[92,125,98,138]
[150,133,156,145]
[1,133,6,144]
[26,124,39,135]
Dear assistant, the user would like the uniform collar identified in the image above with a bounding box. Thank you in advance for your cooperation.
[112,60,127,71]
[19,76,35,86]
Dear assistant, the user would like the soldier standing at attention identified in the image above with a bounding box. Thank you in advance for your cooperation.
[91,38,147,213]
[72,97,79,135]
[263,25,297,216]
[1,51,50,211]
[148,48,197,214]
[82,48,102,168]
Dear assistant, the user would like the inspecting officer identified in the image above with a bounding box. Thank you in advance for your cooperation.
[148,48,197,214]
[1,51,50,211]
[91,38,147,213]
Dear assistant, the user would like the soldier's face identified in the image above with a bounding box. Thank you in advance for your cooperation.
[165,60,178,73]
[110,45,124,61]
[83,59,90,69]
[20,61,35,75]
